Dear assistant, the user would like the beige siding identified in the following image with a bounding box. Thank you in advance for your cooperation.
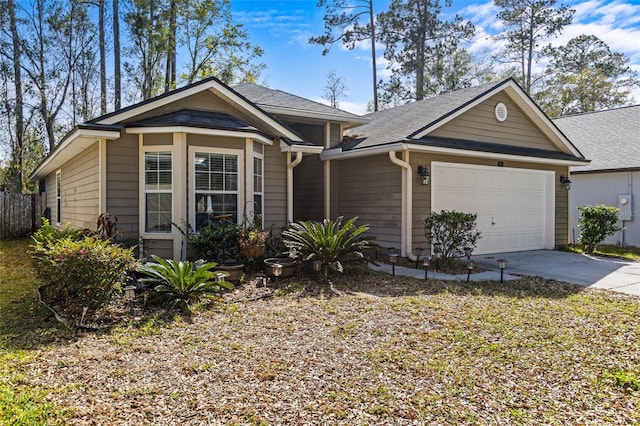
[264,142,287,229]
[143,238,173,259]
[334,154,402,250]
[294,154,324,221]
[125,91,238,123]
[187,134,245,150]
[106,133,139,234]
[431,93,559,151]
[45,173,56,223]
[410,152,569,249]
[53,143,100,230]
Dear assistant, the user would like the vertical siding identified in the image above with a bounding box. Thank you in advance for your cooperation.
[294,155,324,221]
[57,143,100,230]
[106,134,139,235]
[334,154,402,249]
[264,142,287,229]
[431,93,558,151]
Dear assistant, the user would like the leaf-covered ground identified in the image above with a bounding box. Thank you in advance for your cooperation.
[12,270,640,425]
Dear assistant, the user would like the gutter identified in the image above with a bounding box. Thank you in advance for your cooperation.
[387,151,416,261]
[287,152,303,223]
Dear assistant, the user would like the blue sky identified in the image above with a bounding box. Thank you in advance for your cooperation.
[229,0,640,114]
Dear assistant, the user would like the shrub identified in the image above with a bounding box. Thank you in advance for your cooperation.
[578,205,622,254]
[32,218,84,244]
[30,235,136,316]
[282,216,373,281]
[138,255,233,311]
[424,210,481,264]
[176,219,241,264]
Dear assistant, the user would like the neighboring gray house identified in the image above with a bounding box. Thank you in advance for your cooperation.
[554,105,640,247]
[31,77,589,260]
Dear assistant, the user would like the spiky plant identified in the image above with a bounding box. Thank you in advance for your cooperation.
[282,216,373,281]
[138,255,233,311]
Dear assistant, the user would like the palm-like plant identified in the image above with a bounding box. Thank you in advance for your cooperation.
[138,255,233,311]
[282,216,373,281]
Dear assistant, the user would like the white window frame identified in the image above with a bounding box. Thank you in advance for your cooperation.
[189,146,244,229]
[55,170,62,224]
[140,147,174,236]
[252,152,264,228]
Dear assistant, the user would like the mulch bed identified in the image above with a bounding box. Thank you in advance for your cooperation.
[23,271,640,425]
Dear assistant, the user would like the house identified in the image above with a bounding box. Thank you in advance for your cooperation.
[31,77,588,260]
[554,105,640,247]
[30,76,367,260]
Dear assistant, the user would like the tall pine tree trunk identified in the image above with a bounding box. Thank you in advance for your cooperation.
[8,0,24,192]
[368,0,378,112]
[99,0,106,114]
[113,0,121,110]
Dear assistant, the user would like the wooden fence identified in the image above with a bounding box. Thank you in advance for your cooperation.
[0,192,43,239]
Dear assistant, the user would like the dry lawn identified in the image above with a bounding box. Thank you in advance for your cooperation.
[11,269,640,425]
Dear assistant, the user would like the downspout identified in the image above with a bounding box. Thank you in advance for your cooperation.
[388,151,415,260]
[287,151,303,223]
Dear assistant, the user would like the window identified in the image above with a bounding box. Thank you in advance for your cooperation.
[194,151,239,229]
[253,156,264,225]
[55,171,61,224]
[144,151,172,232]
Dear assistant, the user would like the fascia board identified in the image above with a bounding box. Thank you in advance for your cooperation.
[279,140,324,154]
[126,126,274,145]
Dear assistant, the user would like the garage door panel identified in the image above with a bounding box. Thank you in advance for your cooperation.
[431,162,554,254]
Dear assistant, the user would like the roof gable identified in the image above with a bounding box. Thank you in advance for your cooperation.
[343,78,584,159]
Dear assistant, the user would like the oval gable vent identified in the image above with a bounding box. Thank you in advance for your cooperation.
[495,102,508,122]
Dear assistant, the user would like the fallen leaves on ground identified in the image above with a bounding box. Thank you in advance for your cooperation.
[21,272,640,425]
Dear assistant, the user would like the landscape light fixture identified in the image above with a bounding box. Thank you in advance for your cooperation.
[273,263,283,283]
[123,285,136,302]
[414,247,424,269]
[215,272,226,284]
[423,257,431,280]
[389,253,399,277]
[417,165,430,185]
[313,259,322,272]
[560,175,572,190]
[498,259,507,283]
[466,260,475,283]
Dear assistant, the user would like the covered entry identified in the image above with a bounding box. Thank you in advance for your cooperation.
[431,162,555,254]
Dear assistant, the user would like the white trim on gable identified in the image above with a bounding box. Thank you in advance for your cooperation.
[94,78,303,143]
[410,80,583,158]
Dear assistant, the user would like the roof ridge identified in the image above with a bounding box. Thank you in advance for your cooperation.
[554,104,640,120]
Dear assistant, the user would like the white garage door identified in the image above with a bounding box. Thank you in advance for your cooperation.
[431,162,555,254]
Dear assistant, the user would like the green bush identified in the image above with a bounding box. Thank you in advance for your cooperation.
[578,205,622,254]
[138,255,233,311]
[424,210,481,264]
[282,216,373,281]
[32,218,85,244]
[30,235,136,315]
[177,219,241,264]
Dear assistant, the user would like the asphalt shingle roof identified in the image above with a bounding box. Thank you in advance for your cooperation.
[553,105,640,172]
[343,80,509,149]
[127,109,261,133]
[233,83,364,122]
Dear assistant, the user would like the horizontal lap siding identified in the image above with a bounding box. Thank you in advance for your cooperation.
[60,143,100,229]
[431,93,556,151]
[335,155,402,249]
[294,155,323,221]
[264,143,287,230]
[107,134,139,235]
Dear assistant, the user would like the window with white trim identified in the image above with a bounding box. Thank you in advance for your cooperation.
[253,155,264,225]
[55,171,61,224]
[194,151,239,230]
[144,151,173,232]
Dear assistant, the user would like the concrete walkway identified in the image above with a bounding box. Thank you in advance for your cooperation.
[371,250,640,296]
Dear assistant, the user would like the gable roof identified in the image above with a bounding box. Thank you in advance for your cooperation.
[233,83,368,126]
[334,78,586,165]
[553,105,640,173]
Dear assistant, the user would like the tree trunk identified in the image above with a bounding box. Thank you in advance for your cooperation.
[368,0,378,112]
[8,0,24,192]
[113,0,121,110]
[164,0,177,93]
[99,0,106,114]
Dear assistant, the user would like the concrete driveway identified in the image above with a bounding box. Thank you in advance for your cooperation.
[474,250,640,296]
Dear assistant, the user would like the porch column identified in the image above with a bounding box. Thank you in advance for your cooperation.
[324,122,331,220]
[245,138,253,218]
[173,132,187,260]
